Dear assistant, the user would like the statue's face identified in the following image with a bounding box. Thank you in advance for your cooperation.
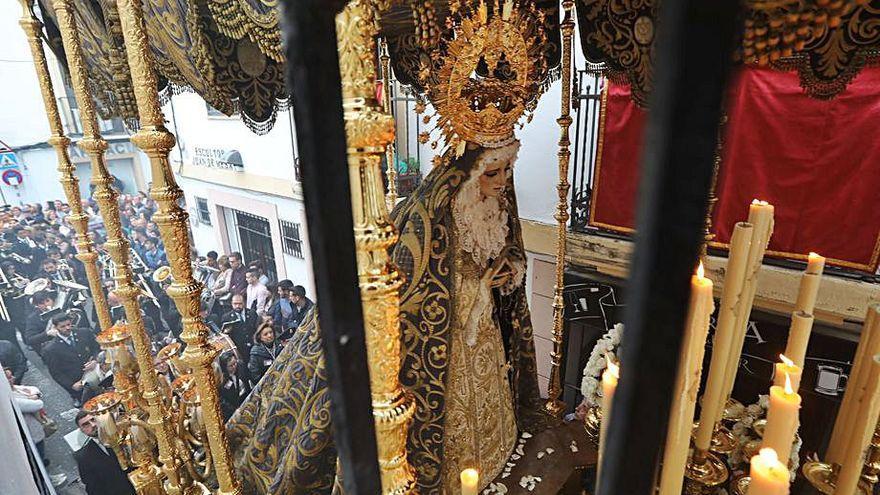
[478,159,511,199]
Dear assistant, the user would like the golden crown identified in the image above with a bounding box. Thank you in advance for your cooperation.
[420,0,548,148]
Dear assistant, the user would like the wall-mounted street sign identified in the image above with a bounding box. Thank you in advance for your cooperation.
[0,145,21,171]
[2,169,23,186]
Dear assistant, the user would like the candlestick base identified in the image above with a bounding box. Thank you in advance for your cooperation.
[710,424,737,455]
[585,406,601,445]
[729,474,750,495]
[684,450,729,495]
[723,398,745,421]
[803,460,838,495]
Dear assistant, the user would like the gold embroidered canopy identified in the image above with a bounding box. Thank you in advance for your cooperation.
[577,0,880,107]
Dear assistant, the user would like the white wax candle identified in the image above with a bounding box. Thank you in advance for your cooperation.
[772,355,802,391]
[659,263,714,495]
[762,374,801,463]
[460,468,478,495]
[747,448,789,495]
[806,252,826,275]
[599,355,619,473]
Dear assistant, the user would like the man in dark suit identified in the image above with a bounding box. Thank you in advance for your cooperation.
[73,409,135,495]
[42,313,100,402]
[227,252,248,297]
[221,294,258,359]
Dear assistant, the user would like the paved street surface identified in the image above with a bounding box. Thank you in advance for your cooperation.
[19,343,88,495]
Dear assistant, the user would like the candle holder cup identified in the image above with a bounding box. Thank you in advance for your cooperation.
[803,458,871,495]
[684,449,729,495]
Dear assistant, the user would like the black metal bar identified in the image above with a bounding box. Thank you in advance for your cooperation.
[276,1,382,493]
[596,0,740,493]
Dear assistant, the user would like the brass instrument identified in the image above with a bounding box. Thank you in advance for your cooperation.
[0,264,12,321]
[10,273,30,290]
[7,251,32,265]
[23,277,50,296]
[151,265,173,284]
[56,258,76,282]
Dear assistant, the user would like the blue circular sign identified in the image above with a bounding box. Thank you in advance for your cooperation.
[2,169,23,186]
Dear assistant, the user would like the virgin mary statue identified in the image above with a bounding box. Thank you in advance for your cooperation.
[228,140,549,494]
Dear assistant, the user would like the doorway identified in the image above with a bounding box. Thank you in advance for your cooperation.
[231,209,277,282]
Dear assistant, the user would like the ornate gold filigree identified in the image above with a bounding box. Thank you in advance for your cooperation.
[336,2,416,493]
[422,0,548,147]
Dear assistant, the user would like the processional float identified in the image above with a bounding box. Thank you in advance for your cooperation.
[15,0,880,493]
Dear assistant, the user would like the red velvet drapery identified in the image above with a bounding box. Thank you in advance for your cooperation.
[588,67,880,272]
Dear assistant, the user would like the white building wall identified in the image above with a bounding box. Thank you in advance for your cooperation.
[163,93,315,297]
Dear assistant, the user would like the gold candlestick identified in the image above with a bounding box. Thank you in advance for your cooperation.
[114,0,240,490]
[15,0,112,333]
[379,38,398,210]
[336,2,417,492]
[684,448,729,495]
[52,2,199,493]
[544,0,575,419]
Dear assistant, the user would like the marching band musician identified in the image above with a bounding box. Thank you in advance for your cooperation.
[42,313,102,405]
[9,226,37,276]
[24,290,56,354]
[34,258,63,283]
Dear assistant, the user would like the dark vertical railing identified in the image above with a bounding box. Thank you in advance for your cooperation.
[570,66,604,232]
[277,1,382,493]
[595,0,740,493]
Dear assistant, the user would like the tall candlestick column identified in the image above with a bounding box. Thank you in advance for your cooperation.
[52,1,197,493]
[336,2,416,493]
[113,0,239,491]
[544,0,575,418]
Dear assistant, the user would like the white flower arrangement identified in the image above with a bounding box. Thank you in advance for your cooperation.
[580,323,624,408]
[727,394,802,481]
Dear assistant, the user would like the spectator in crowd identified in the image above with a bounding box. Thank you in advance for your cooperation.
[205,250,219,269]
[73,409,136,495]
[222,294,258,359]
[212,256,233,309]
[248,322,279,383]
[0,340,27,383]
[218,351,252,420]
[142,237,167,270]
[289,285,314,330]
[245,269,271,317]
[6,368,49,466]
[42,313,100,404]
[268,280,295,338]
[227,252,248,297]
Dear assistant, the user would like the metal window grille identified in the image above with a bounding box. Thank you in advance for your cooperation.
[280,220,304,258]
[570,66,608,233]
[195,197,211,225]
[233,210,278,282]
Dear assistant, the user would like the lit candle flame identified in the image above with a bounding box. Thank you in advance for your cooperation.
[779,354,794,367]
[606,354,620,379]
[808,251,821,260]
[696,261,705,279]
[758,447,779,464]
[784,372,794,395]
[460,468,478,485]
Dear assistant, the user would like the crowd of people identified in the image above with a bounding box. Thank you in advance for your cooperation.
[0,196,314,494]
